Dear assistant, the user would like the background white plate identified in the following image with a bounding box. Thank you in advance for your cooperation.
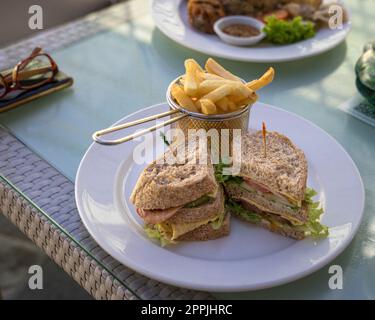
[75,102,364,292]
[151,0,352,62]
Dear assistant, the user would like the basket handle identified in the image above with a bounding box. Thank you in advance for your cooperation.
[92,109,187,145]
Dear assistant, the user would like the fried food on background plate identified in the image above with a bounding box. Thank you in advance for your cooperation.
[188,0,325,34]
[222,0,287,16]
[187,0,226,34]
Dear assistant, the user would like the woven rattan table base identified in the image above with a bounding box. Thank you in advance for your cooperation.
[0,127,214,300]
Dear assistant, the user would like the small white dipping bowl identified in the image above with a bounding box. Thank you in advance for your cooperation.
[214,16,266,46]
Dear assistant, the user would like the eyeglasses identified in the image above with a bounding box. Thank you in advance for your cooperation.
[0,47,58,99]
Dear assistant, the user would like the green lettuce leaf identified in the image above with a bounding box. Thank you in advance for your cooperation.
[263,16,316,45]
[211,211,226,230]
[159,132,171,146]
[184,195,213,208]
[214,162,243,184]
[296,188,329,238]
[226,199,262,223]
[144,225,172,247]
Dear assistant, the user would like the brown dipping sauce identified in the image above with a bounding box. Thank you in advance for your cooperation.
[222,24,260,37]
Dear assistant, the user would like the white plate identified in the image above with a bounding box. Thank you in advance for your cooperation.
[75,102,364,292]
[151,0,352,63]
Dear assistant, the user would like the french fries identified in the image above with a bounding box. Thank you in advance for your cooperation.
[205,58,241,82]
[247,67,275,91]
[216,97,230,112]
[184,59,201,96]
[227,100,237,112]
[170,58,274,115]
[230,84,254,101]
[235,94,259,108]
[196,72,227,81]
[202,84,234,103]
[197,99,217,115]
[198,80,237,96]
[171,84,198,113]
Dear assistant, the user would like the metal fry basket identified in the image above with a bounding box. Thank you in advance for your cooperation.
[92,76,253,146]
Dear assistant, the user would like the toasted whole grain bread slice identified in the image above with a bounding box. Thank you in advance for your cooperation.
[130,141,218,210]
[233,131,308,205]
[167,186,225,225]
[130,162,217,209]
[177,212,230,241]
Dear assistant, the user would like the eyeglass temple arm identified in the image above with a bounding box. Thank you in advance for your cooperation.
[18,67,53,80]
[2,67,53,82]
[92,109,187,146]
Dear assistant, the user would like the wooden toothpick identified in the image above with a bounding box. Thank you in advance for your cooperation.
[262,121,267,158]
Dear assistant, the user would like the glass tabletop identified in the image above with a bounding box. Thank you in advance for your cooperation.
[1,0,375,299]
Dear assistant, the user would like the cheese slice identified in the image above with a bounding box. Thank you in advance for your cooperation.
[157,211,224,240]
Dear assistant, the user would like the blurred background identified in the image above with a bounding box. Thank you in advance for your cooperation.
[0,0,122,48]
[0,0,127,300]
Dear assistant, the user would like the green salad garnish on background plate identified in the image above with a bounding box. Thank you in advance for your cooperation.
[263,15,316,45]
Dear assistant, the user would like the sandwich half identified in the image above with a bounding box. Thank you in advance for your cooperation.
[218,131,328,240]
[130,144,229,246]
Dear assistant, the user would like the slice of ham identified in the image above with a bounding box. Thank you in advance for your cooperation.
[136,206,182,224]
[243,177,271,194]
